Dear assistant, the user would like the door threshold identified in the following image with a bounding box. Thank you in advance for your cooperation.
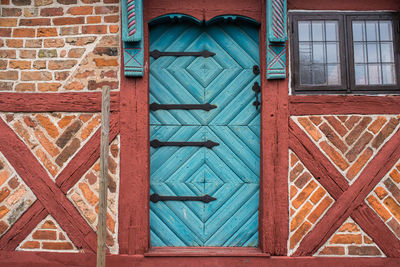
[144,247,270,257]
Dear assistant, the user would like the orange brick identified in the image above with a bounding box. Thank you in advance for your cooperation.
[87,16,101,24]
[339,222,359,232]
[21,241,40,249]
[38,83,62,92]
[383,196,400,222]
[307,196,333,223]
[9,60,31,70]
[290,185,298,200]
[82,25,107,34]
[35,149,59,177]
[42,241,73,250]
[290,153,299,167]
[346,148,373,180]
[58,116,76,129]
[389,169,400,183]
[368,116,387,134]
[53,17,84,26]
[309,187,326,204]
[6,185,26,206]
[291,202,313,231]
[41,220,57,229]
[0,187,10,203]
[79,182,98,206]
[107,212,115,233]
[93,162,100,172]
[364,235,373,244]
[34,129,60,157]
[36,114,59,138]
[37,28,58,37]
[374,186,388,199]
[32,229,57,240]
[298,117,322,142]
[0,170,10,187]
[81,115,100,140]
[0,18,18,27]
[290,221,312,249]
[67,6,93,15]
[93,58,118,67]
[13,28,35,38]
[330,234,362,244]
[13,121,37,149]
[366,195,391,221]
[109,25,119,33]
[292,180,318,209]
[320,141,349,171]
[0,205,9,219]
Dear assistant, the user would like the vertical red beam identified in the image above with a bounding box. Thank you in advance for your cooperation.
[118,17,150,254]
[260,0,289,255]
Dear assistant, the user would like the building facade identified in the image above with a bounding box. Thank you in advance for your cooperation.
[0,0,399,266]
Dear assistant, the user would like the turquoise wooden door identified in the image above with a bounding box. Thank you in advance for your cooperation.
[149,20,260,247]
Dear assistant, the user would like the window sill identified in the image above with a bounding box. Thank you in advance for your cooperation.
[144,247,270,257]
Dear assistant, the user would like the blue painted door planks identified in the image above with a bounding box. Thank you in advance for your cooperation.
[149,20,260,247]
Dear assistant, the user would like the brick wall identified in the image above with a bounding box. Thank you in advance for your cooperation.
[0,0,120,92]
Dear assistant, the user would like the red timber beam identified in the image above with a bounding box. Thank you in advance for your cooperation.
[289,119,400,257]
[0,92,120,113]
[289,95,400,115]
[0,111,120,252]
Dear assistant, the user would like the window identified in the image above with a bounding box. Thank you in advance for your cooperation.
[290,12,400,94]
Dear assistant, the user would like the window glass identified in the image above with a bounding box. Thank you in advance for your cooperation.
[352,20,396,85]
[298,20,340,86]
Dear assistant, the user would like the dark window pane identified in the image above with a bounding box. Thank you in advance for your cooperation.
[300,65,312,84]
[299,21,311,41]
[379,21,392,41]
[312,21,324,41]
[312,64,326,84]
[325,21,338,41]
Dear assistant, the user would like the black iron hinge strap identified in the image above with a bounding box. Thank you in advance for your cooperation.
[150,50,215,59]
[150,139,219,149]
[150,193,216,203]
[252,81,261,110]
[150,102,217,111]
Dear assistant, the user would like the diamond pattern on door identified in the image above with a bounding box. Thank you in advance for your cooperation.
[150,20,260,247]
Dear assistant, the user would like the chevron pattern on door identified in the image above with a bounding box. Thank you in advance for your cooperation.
[150,20,260,247]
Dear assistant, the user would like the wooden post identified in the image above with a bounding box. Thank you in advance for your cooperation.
[97,86,110,267]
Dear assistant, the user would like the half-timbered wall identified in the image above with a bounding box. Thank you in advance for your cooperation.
[0,0,400,266]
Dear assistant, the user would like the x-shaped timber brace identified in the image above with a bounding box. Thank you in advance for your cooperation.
[289,119,400,257]
[0,111,120,252]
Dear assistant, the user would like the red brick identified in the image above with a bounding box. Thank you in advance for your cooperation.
[68,48,85,58]
[55,71,70,81]
[0,50,16,58]
[320,141,349,171]
[19,49,36,59]
[104,15,119,23]
[290,163,304,182]
[56,120,82,148]
[0,221,8,234]
[15,83,35,91]
[294,172,311,189]
[55,138,81,167]
[319,246,345,255]
[0,18,18,27]
[40,7,63,16]
[20,18,50,26]
[348,246,381,256]
[298,117,322,142]
[93,47,118,56]
[13,28,35,38]
[346,148,373,180]
[330,234,362,244]
[33,60,46,70]
[32,229,57,240]
[1,8,22,17]
[12,0,31,5]
[81,0,99,3]
[60,26,79,36]
[25,39,42,48]
[82,25,107,34]
[67,6,93,15]
[88,80,118,90]
[44,38,65,48]
[66,36,96,46]
[0,60,7,70]
[64,81,84,90]
[42,241,73,250]
[8,177,20,189]
[0,82,13,91]
[387,218,400,238]
[41,220,57,229]
[37,28,57,37]
[0,28,12,37]
[320,122,348,154]
[0,71,18,80]
[95,6,118,14]
[368,116,387,134]
[56,0,76,4]
[6,39,23,48]
[324,116,349,136]
[345,132,373,163]
[53,17,84,26]
[38,83,61,92]
[21,71,51,81]
[345,116,361,130]
[383,178,400,203]
[48,60,77,70]
[309,116,322,126]
[345,117,372,145]
[372,118,400,149]
[100,70,117,79]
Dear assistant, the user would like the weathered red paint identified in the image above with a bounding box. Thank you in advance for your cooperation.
[0,92,120,112]
[288,0,400,11]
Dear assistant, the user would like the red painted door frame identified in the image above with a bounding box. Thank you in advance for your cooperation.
[118,0,289,256]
